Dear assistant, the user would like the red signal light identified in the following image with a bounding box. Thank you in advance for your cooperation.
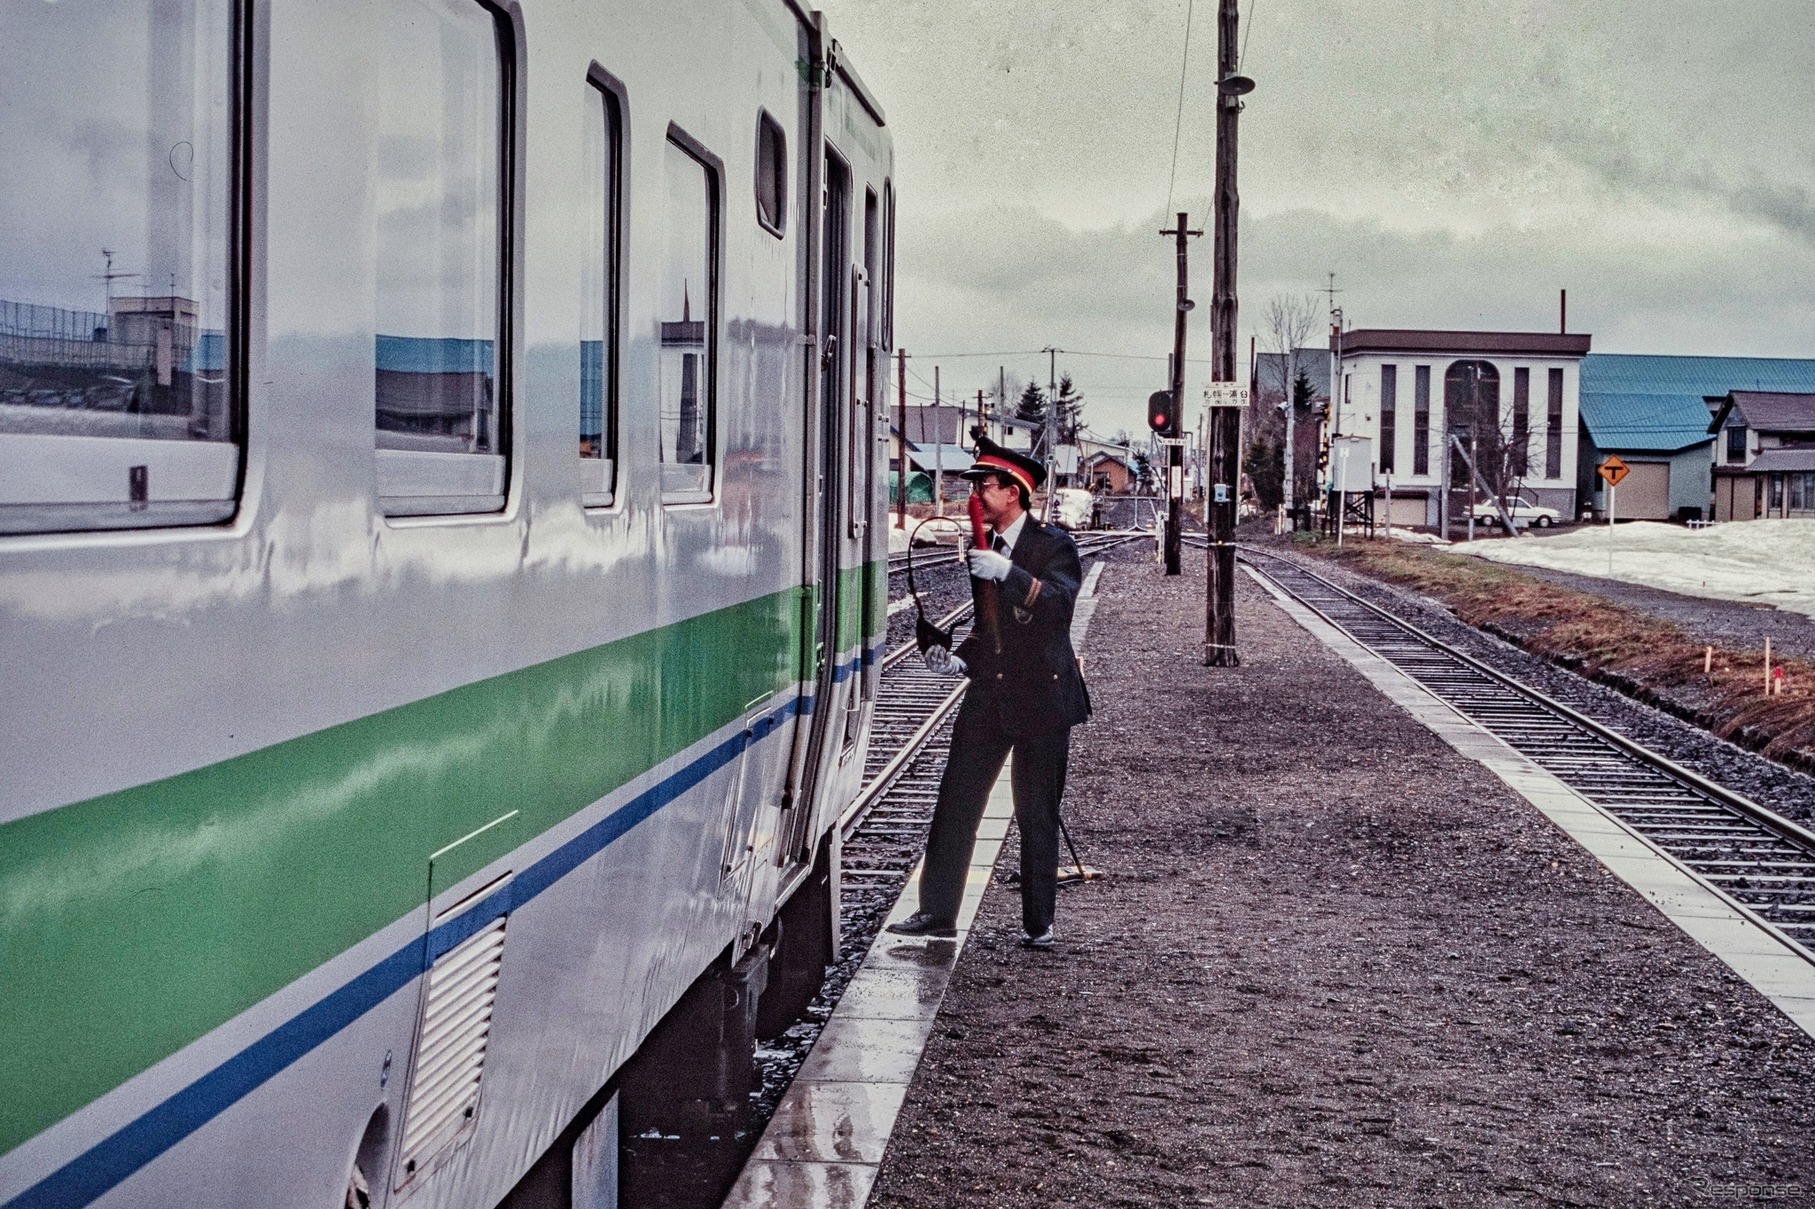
[1147,390,1173,434]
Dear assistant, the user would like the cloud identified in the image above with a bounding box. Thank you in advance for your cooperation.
[896,200,1815,436]
[818,0,1815,437]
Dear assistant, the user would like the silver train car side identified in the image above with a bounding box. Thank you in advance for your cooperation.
[0,1,892,1205]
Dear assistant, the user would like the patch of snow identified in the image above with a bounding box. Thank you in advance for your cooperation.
[1386,528,1450,546]
[1455,519,1815,618]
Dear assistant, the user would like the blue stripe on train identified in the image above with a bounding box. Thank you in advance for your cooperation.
[5,666,866,1209]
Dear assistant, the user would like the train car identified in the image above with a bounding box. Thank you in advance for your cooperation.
[0,1,892,1206]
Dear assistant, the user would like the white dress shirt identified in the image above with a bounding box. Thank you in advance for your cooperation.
[993,511,1028,556]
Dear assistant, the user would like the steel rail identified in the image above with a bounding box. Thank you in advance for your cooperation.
[1241,545,1815,959]
[888,548,965,575]
[888,528,1143,575]
[843,599,973,836]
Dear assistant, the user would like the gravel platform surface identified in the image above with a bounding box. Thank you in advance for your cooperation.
[867,550,1815,1208]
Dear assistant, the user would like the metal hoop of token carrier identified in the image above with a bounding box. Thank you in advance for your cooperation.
[905,515,967,653]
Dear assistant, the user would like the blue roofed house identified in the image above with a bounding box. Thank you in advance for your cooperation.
[1577,358,1720,520]
[1576,355,1815,522]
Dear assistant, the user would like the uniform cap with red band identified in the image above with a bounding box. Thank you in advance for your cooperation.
[959,435,1045,497]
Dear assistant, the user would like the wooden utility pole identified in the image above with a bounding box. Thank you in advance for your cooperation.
[1159,212,1201,576]
[997,365,1006,443]
[1041,346,1059,517]
[896,348,908,530]
[1204,0,1249,666]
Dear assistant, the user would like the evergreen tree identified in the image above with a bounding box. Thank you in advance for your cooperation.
[1132,450,1155,493]
[1244,436,1284,510]
[1014,380,1047,426]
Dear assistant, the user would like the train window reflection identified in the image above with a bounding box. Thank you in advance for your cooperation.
[0,0,238,534]
[659,134,717,501]
[373,0,508,516]
[755,113,786,237]
[580,74,623,506]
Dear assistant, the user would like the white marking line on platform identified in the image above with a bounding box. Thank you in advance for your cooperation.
[1247,565,1815,1039]
[724,559,1111,1208]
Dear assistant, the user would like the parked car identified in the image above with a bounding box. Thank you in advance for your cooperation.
[1470,497,1561,529]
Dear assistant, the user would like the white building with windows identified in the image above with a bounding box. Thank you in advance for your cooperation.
[1331,328,1592,527]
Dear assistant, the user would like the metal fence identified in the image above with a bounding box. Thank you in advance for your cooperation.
[0,298,110,343]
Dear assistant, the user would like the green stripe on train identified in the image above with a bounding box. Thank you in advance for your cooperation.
[834,558,890,653]
[0,571,907,1156]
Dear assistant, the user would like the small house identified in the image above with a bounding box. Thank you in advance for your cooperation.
[1708,391,1815,520]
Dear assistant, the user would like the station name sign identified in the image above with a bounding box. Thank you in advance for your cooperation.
[1205,382,1249,408]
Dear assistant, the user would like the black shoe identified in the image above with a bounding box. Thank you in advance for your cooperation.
[886,911,957,938]
[1020,927,1055,949]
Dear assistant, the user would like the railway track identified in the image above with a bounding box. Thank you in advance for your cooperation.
[888,547,965,576]
[1242,547,1815,958]
[887,525,1146,577]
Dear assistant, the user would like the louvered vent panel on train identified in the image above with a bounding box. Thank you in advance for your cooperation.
[398,915,508,1179]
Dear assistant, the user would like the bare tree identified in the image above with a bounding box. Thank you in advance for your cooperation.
[1261,294,1321,509]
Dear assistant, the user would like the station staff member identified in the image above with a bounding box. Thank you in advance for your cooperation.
[887,438,1091,948]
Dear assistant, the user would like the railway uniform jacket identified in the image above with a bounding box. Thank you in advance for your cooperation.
[954,518,1091,739]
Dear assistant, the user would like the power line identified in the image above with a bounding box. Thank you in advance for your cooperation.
[909,349,1048,359]
[908,363,940,393]
[1163,0,1197,219]
[912,348,1214,365]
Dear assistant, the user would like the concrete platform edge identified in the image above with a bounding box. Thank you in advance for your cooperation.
[1246,565,1815,1039]
[721,558,1110,1208]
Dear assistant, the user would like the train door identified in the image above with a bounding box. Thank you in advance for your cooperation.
[778,145,851,871]
[842,188,879,751]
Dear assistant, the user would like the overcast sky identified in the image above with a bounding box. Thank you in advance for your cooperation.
[818,0,1815,439]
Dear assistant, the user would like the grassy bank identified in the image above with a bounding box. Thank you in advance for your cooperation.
[1297,536,1815,770]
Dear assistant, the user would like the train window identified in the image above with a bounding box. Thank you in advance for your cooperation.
[373,0,510,517]
[0,0,241,536]
[754,112,787,238]
[659,130,719,502]
[581,71,625,506]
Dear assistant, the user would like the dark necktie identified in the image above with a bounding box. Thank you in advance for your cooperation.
[992,535,1009,557]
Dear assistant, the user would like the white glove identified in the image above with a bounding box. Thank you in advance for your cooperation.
[924,645,967,676]
[968,548,1012,582]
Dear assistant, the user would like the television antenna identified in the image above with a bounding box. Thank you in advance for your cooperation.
[94,248,141,317]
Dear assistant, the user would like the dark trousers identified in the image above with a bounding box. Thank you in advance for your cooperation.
[916,701,1072,935]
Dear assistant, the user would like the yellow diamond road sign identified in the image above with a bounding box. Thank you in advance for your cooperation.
[1598,455,1629,487]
